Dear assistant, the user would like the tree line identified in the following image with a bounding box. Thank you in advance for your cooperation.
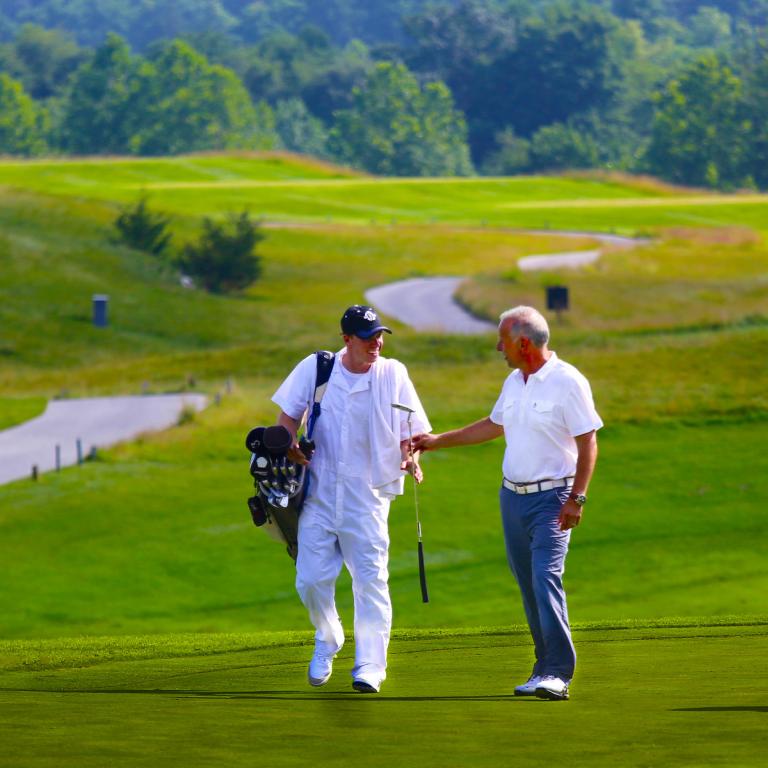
[1,0,768,189]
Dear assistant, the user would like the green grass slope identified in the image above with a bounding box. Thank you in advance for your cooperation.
[2,407,766,638]
[4,154,768,232]
[1,622,766,768]
[1,153,766,644]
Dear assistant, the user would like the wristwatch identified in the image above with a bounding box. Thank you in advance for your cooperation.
[569,492,587,507]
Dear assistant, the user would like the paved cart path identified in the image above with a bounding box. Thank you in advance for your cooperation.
[0,394,207,486]
[366,232,639,334]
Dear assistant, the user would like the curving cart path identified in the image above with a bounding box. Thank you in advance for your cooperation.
[0,393,207,486]
[365,232,638,334]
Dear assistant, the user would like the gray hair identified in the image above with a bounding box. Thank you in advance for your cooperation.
[499,306,550,347]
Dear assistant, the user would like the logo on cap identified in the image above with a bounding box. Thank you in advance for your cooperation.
[340,305,393,339]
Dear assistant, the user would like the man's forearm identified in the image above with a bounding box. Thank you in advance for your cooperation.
[432,417,504,449]
[277,412,301,440]
[571,431,598,495]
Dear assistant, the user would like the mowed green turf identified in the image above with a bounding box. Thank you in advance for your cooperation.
[3,154,768,233]
[1,402,766,638]
[1,622,766,768]
[2,154,767,767]
[1,152,766,636]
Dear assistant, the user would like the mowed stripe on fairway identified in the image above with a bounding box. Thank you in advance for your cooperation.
[1,623,765,768]
[133,177,768,208]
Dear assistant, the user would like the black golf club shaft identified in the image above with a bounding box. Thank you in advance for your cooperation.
[418,539,429,603]
[407,418,429,604]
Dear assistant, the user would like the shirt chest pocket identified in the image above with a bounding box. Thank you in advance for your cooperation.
[502,399,520,429]
[530,399,556,428]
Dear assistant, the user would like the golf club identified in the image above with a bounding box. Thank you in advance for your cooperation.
[391,402,429,603]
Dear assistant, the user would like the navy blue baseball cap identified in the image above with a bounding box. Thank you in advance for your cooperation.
[340,305,392,339]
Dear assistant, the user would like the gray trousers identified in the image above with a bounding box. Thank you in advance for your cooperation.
[500,485,576,680]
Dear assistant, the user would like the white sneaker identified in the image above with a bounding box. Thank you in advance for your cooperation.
[308,650,336,687]
[514,674,543,696]
[535,675,570,700]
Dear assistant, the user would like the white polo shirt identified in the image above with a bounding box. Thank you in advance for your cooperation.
[490,351,603,483]
[272,352,430,491]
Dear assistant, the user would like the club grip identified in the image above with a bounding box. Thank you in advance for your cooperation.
[418,541,429,603]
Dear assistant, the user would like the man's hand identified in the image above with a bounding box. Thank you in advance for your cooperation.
[558,498,582,531]
[412,432,439,452]
[277,411,308,465]
[401,457,423,483]
[287,442,309,465]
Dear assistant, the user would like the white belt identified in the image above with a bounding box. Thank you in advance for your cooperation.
[502,476,574,495]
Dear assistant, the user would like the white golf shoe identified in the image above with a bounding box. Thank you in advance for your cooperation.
[535,675,570,700]
[308,650,336,687]
[514,674,543,696]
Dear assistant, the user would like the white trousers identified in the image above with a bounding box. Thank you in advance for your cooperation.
[296,468,392,682]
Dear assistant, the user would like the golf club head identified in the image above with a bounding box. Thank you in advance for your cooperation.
[391,402,415,415]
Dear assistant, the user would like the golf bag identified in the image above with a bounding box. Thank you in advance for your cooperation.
[246,351,335,560]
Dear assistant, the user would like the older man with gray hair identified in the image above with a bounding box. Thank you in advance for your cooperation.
[413,305,602,700]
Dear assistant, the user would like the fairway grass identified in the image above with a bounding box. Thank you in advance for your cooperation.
[1,621,766,768]
[4,154,768,233]
[2,155,768,768]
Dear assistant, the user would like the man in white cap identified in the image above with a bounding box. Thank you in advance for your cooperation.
[272,305,430,693]
[414,305,601,701]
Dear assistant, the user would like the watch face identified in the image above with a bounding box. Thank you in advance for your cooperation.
[571,493,587,506]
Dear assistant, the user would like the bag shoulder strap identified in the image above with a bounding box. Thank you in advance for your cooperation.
[306,350,335,438]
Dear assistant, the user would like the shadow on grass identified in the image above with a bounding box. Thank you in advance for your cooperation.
[7,688,547,702]
[672,706,768,713]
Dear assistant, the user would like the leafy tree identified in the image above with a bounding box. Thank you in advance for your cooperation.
[242,27,336,105]
[274,98,329,158]
[529,122,601,171]
[0,73,48,155]
[645,54,751,188]
[329,61,473,176]
[177,211,264,293]
[484,2,624,142]
[129,0,236,50]
[403,0,524,160]
[403,0,523,101]
[231,0,428,46]
[59,35,277,156]
[113,195,172,256]
[480,128,531,175]
[0,0,236,50]
[131,40,276,155]
[686,6,732,49]
[58,33,145,154]
[0,24,86,100]
[301,40,372,123]
[742,46,768,189]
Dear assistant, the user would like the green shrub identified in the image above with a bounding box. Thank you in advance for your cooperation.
[177,211,264,293]
[114,195,172,256]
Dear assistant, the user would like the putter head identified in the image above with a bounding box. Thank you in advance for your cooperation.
[391,402,416,414]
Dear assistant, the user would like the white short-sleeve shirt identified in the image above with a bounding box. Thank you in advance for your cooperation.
[490,351,603,483]
[271,352,429,489]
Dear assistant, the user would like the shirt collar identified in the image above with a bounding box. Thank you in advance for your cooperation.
[531,350,558,381]
[335,349,373,393]
[512,350,558,383]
